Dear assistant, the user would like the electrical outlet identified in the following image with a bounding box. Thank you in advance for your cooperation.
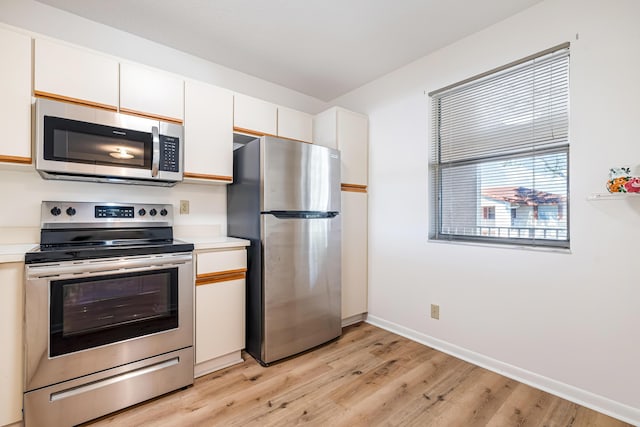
[179,200,189,215]
[430,304,440,320]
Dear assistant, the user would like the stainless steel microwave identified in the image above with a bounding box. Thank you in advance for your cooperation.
[35,98,184,186]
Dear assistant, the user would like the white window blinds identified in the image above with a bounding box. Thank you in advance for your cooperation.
[430,44,570,248]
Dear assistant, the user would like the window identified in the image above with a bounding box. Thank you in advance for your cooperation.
[482,206,495,220]
[429,44,570,248]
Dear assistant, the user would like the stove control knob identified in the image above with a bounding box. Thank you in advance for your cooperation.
[149,208,157,216]
[66,207,76,216]
[50,207,61,216]
[138,208,146,217]
[160,208,168,216]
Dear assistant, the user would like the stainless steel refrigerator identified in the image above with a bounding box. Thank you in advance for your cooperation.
[227,135,341,365]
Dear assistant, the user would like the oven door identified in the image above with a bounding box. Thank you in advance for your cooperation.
[24,252,193,392]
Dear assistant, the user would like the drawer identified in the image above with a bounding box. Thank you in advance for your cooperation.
[196,249,246,275]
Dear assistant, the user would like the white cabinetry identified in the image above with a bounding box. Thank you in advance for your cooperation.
[277,107,313,143]
[233,94,314,143]
[314,107,368,187]
[341,191,368,320]
[0,262,24,426]
[314,106,369,321]
[184,80,234,182]
[33,39,184,122]
[0,27,32,164]
[233,93,277,136]
[194,248,246,377]
[120,62,184,123]
[34,38,119,110]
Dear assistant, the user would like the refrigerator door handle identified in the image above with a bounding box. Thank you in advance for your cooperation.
[265,211,339,219]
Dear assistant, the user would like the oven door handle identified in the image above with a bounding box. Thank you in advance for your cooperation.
[26,253,192,279]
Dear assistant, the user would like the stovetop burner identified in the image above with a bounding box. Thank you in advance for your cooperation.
[26,201,194,264]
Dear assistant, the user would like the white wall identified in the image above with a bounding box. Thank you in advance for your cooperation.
[0,166,227,242]
[333,0,640,423]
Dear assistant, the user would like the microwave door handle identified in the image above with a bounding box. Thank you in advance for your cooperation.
[151,125,160,177]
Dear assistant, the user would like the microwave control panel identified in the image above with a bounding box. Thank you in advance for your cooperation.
[159,135,180,172]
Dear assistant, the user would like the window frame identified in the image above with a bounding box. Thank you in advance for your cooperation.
[429,44,570,249]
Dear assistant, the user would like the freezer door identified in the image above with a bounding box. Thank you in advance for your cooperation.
[262,213,341,363]
[262,136,341,212]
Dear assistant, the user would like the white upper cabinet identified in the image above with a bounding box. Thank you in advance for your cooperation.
[120,62,184,122]
[313,109,338,150]
[233,93,277,136]
[34,38,119,110]
[0,27,32,163]
[314,107,368,186]
[184,80,234,182]
[338,109,368,186]
[277,107,313,143]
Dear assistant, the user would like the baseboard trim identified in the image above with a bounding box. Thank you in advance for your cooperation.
[366,315,639,426]
[342,313,367,327]
[194,351,244,378]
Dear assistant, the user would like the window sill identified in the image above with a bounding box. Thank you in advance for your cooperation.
[427,238,571,254]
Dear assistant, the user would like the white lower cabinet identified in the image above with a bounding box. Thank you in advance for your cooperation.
[194,248,246,377]
[0,262,24,426]
[341,190,368,321]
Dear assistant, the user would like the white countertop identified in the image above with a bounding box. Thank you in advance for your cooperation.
[177,236,250,251]
[0,244,38,264]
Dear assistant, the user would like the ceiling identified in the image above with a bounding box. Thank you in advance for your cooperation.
[35,0,542,101]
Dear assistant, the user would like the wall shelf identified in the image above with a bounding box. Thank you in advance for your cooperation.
[587,192,640,201]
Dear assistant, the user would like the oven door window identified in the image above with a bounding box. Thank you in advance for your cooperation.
[44,116,152,169]
[50,268,178,357]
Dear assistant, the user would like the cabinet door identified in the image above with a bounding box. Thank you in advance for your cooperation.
[0,28,31,163]
[233,94,277,136]
[195,279,245,364]
[337,109,368,186]
[312,108,338,149]
[120,62,184,122]
[341,191,368,319]
[0,263,24,426]
[277,107,313,143]
[34,38,118,110]
[184,80,233,182]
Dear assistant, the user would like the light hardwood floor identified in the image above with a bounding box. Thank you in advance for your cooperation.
[85,323,630,426]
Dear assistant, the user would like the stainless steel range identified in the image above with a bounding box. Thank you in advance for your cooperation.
[24,201,194,427]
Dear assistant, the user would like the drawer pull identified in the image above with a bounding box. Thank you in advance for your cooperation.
[196,268,247,286]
